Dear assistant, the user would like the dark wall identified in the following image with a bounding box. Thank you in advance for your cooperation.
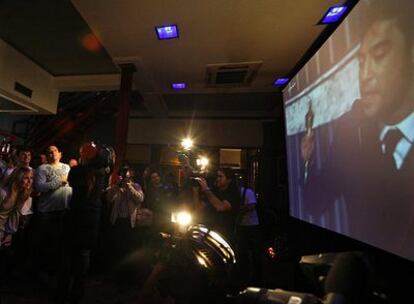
[258,119,290,256]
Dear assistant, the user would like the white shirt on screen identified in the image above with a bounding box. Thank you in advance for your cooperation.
[380,112,414,170]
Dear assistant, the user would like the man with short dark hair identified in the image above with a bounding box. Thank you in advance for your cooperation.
[0,147,32,181]
[16,146,32,168]
[35,146,72,212]
[301,0,414,259]
[32,145,72,281]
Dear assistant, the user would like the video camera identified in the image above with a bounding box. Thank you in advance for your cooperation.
[154,224,237,303]
[176,138,210,187]
[118,165,132,186]
[97,143,115,169]
[80,141,115,172]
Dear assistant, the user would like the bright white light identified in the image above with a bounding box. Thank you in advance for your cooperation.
[171,211,192,226]
[177,211,192,225]
[196,156,209,169]
[181,138,193,150]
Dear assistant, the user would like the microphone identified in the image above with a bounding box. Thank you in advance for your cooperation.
[324,252,371,304]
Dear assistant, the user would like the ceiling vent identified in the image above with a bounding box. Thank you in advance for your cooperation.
[205,61,262,87]
[0,40,59,114]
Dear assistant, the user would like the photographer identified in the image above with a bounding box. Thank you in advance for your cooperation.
[144,169,177,233]
[106,166,144,262]
[195,168,241,242]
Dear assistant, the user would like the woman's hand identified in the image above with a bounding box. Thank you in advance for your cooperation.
[11,181,20,195]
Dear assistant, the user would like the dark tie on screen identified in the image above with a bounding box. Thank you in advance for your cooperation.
[382,128,403,170]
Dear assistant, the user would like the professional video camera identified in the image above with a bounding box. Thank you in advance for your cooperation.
[80,141,115,171]
[176,138,210,187]
[152,224,237,304]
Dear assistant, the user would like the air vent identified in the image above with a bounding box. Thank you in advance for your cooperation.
[14,82,33,98]
[205,61,262,87]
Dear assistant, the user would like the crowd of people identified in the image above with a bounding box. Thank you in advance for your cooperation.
[0,143,264,303]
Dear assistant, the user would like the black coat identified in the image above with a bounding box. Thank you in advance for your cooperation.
[302,102,414,259]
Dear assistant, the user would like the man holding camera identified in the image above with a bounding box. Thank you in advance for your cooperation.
[195,168,241,242]
[106,166,144,261]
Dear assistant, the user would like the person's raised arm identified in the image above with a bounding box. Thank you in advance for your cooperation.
[196,177,231,211]
[127,182,144,206]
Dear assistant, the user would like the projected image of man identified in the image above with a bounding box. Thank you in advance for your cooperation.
[300,0,414,259]
[359,13,414,170]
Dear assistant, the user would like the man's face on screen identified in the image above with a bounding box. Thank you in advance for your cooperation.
[359,18,412,122]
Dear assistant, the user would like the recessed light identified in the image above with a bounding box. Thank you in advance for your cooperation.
[319,5,348,24]
[273,78,289,86]
[171,82,186,89]
[155,24,179,40]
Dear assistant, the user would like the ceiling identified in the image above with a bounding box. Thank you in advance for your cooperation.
[0,0,351,119]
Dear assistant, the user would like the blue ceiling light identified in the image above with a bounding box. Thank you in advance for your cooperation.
[171,82,187,89]
[155,24,179,40]
[273,78,289,86]
[319,5,348,24]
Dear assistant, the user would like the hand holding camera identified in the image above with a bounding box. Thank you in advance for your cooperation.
[118,177,131,192]
[193,177,210,192]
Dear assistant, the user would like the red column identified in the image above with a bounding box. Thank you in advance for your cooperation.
[112,64,136,184]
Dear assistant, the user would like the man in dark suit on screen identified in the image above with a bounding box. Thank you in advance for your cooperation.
[301,0,414,259]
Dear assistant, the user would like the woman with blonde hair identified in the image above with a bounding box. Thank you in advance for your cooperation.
[0,166,33,247]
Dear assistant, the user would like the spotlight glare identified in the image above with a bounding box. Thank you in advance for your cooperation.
[171,211,192,226]
[181,138,193,150]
